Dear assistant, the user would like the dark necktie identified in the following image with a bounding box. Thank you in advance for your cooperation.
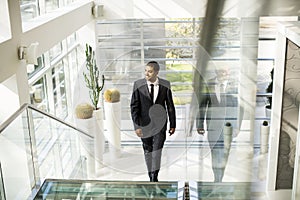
[220,83,225,105]
[150,84,154,102]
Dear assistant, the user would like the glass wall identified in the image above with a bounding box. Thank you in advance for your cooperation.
[96,18,242,135]
[27,33,80,119]
[96,17,298,139]
[94,18,245,177]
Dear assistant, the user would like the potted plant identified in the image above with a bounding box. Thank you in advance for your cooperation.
[77,44,105,173]
[75,102,94,119]
[83,43,105,110]
[103,88,120,103]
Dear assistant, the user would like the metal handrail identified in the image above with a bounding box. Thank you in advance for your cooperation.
[0,103,93,139]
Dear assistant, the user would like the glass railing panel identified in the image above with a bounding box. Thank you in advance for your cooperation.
[29,108,93,181]
[0,104,95,199]
[0,109,33,199]
[189,181,254,199]
[33,179,183,200]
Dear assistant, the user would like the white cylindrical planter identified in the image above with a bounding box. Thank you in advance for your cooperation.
[75,117,95,178]
[224,122,233,151]
[93,108,105,171]
[104,101,121,159]
[260,121,270,154]
[75,108,105,178]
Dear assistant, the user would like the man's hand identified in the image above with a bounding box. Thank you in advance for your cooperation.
[135,129,143,137]
[197,128,205,135]
[169,128,175,136]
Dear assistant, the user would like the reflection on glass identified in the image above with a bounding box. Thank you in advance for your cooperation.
[189,181,252,199]
[20,0,38,21]
[34,179,180,199]
[45,0,59,13]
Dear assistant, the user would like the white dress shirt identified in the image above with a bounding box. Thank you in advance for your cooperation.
[147,78,159,103]
[215,80,227,102]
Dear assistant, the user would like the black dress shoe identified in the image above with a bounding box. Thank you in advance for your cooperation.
[150,172,158,182]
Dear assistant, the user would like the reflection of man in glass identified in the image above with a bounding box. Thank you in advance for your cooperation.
[196,66,237,182]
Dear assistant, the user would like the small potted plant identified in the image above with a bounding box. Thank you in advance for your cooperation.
[103,88,120,103]
[75,102,94,119]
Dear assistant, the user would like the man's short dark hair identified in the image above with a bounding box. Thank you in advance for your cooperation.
[146,61,160,72]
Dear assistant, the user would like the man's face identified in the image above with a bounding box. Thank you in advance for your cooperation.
[216,68,229,82]
[144,65,158,82]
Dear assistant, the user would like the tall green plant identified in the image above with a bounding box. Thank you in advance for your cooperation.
[83,44,105,110]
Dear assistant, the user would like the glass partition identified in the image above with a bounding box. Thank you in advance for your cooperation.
[0,108,33,199]
[33,179,183,200]
[188,181,253,200]
[0,104,93,199]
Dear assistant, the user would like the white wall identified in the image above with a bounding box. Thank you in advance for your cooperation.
[0,80,19,124]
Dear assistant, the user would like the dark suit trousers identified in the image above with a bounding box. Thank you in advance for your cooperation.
[141,130,166,174]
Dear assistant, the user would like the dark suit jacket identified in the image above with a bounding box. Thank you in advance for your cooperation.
[130,78,176,135]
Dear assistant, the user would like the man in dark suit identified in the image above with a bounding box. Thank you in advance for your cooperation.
[196,66,238,182]
[130,61,176,182]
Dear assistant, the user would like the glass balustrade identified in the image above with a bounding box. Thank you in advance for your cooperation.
[0,104,94,199]
[188,181,253,199]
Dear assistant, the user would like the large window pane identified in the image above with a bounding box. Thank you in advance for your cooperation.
[20,0,80,23]
[30,76,49,112]
[52,62,68,119]
[49,42,63,61]
[27,56,44,78]
[0,0,11,42]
